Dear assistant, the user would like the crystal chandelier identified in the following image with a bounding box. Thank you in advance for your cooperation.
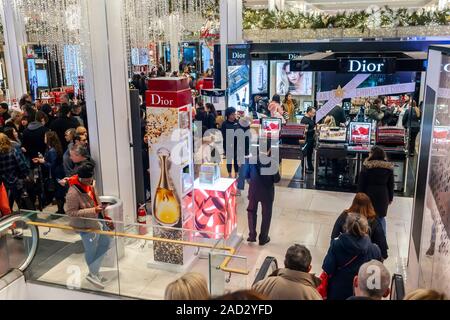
[123,0,219,71]
[9,0,84,90]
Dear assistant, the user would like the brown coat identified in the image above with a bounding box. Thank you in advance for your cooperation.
[64,185,101,230]
[252,268,323,300]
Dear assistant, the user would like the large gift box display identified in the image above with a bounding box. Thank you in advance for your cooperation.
[193,178,237,240]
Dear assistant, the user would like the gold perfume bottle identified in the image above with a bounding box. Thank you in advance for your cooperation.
[153,148,181,226]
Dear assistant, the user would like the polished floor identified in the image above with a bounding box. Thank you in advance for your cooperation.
[17,160,412,299]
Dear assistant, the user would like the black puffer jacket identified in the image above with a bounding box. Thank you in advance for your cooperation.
[22,121,49,160]
[358,160,394,218]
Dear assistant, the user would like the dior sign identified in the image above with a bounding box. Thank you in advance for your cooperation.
[338,58,395,74]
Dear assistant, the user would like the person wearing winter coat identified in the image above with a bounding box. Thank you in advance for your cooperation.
[50,103,80,151]
[64,161,110,289]
[32,131,66,213]
[245,145,281,245]
[322,213,382,300]
[22,111,49,161]
[402,100,421,157]
[0,133,29,209]
[221,107,240,178]
[252,244,322,300]
[358,146,394,235]
[331,193,388,260]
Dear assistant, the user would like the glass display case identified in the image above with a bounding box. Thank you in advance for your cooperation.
[412,46,450,297]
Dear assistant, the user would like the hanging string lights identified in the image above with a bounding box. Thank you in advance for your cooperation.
[9,0,84,91]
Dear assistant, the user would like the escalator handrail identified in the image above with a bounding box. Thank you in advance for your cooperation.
[390,273,405,300]
[252,256,279,286]
[0,213,39,272]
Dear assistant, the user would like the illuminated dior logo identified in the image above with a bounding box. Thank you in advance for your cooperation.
[289,53,300,60]
[232,52,245,59]
[444,63,450,72]
[349,60,385,73]
[150,94,174,106]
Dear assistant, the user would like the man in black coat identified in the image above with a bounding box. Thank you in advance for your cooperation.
[300,107,316,173]
[22,111,49,160]
[50,103,80,151]
[245,145,281,246]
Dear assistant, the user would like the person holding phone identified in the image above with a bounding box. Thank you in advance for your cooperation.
[64,161,111,289]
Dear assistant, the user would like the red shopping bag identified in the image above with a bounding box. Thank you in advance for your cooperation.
[0,183,12,216]
[317,271,329,300]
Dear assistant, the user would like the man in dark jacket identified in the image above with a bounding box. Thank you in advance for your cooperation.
[402,101,421,156]
[300,107,316,173]
[245,145,281,245]
[221,107,240,178]
[50,103,80,151]
[22,111,49,160]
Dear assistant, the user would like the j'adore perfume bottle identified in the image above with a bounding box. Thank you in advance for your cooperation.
[153,148,181,226]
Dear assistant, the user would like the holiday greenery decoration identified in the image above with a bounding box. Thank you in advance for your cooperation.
[243,6,450,32]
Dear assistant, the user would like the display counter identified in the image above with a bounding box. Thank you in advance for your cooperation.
[314,124,409,192]
[193,178,237,240]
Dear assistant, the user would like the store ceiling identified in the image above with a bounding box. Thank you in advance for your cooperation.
[245,0,437,11]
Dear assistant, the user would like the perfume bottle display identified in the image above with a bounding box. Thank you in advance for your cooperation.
[153,148,181,226]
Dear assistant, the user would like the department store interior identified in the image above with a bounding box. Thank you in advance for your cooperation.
[1,0,450,302]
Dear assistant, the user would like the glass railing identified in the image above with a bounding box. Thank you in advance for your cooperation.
[1,209,249,300]
[209,247,249,297]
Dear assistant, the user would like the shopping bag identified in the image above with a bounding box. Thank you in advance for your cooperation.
[317,271,329,300]
[0,183,11,216]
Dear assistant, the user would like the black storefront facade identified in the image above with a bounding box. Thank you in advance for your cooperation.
[226,38,450,194]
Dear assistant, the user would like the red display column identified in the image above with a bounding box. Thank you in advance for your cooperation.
[146,77,195,266]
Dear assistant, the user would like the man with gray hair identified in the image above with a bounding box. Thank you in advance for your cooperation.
[252,244,322,300]
[348,259,391,300]
[63,144,91,177]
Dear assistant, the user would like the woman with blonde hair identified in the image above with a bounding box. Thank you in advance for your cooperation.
[331,193,388,260]
[76,126,88,139]
[165,272,210,300]
[404,289,447,300]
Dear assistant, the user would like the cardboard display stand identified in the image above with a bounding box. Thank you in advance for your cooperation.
[146,77,195,266]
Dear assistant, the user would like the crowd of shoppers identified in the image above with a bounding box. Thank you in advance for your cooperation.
[0,94,91,216]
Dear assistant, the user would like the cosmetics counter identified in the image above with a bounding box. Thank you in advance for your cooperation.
[314,122,409,192]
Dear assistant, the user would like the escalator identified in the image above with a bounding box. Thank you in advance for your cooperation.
[0,213,40,291]
[252,256,279,286]
[252,256,406,300]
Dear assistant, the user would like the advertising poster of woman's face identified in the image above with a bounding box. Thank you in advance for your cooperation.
[277,61,312,96]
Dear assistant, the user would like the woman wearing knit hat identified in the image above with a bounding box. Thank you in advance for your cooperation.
[64,161,111,289]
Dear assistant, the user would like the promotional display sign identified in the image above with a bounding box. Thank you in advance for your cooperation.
[276,61,313,96]
[146,78,194,266]
[227,44,250,109]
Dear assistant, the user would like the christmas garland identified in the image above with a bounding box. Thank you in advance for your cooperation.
[243,6,450,31]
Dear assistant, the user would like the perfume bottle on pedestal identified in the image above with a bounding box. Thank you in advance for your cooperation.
[153,148,181,227]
